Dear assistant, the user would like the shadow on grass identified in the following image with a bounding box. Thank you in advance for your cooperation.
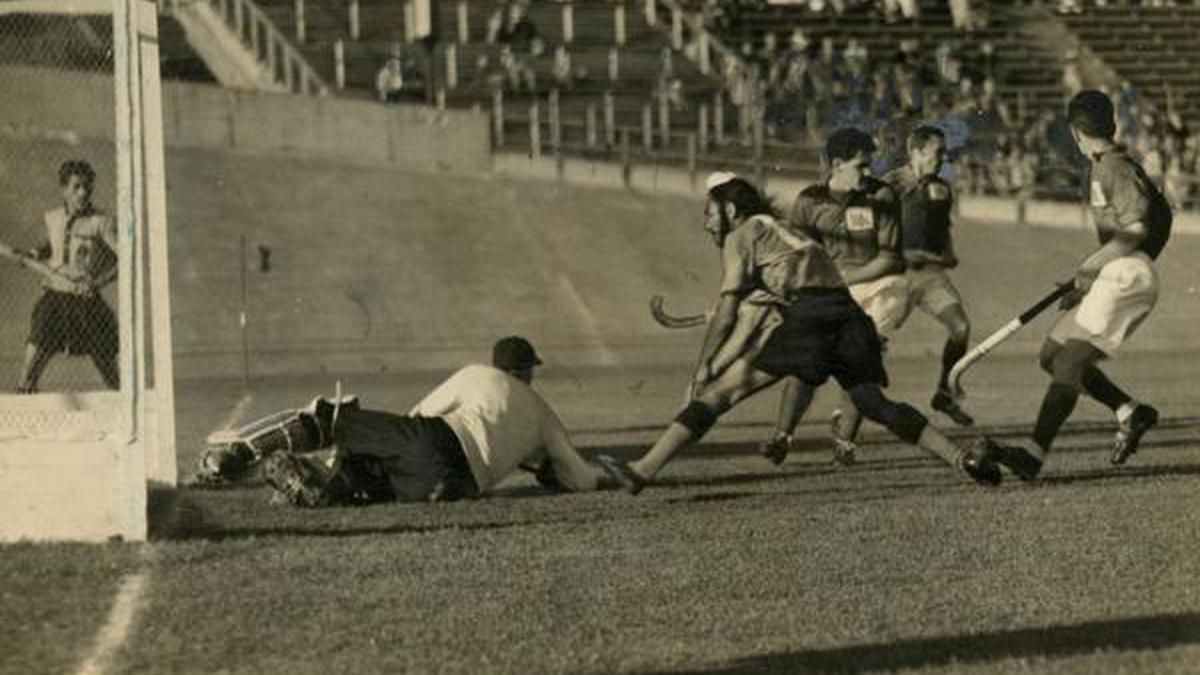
[638,612,1200,675]
[1040,462,1200,486]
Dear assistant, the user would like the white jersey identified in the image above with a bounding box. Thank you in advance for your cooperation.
[410,364,598,493]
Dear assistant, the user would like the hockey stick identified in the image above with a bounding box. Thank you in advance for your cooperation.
[948,280,1075,400]
[649,295,707,329]
[0,240,56,280]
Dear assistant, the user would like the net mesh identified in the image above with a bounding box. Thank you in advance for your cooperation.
[0,9,121,433]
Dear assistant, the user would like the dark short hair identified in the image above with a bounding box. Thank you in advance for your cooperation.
[492,335,542,370]
[59,160,96,187]
[825,127,876,163]
[1067,90,1116,140]
[908,124,945,151]
[708,177,779,219]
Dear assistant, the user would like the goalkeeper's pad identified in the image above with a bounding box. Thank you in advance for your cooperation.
[194,395,360,485]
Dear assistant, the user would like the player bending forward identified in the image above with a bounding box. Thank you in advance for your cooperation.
[596,175,1003,494]
[204,337,617,506]
[991,90,1171,480]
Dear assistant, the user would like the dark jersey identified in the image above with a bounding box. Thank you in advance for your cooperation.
[884,164,953,257]
[1088,147,1171,259]
[788,176,902,274]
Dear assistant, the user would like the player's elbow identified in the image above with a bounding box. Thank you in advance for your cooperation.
[1113,223,1147,252]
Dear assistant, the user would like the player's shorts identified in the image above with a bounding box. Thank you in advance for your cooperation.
[28,289,118,357]
[752,288,888,388]
[1049,253,1158,356]
[848,274,912,336]
[334,409,478,502]
[905,264,963,317]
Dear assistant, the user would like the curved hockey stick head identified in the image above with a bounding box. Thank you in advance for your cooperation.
[649,295,707,329]
[948,281,1075,401]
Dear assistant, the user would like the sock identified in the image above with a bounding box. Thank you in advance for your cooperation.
[1116,401,1139,425]
[1082,366,1131,412]
[1032,383,1079,454]
[938,337,968,392]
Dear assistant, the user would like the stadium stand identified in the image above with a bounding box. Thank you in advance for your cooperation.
[7,1,1200,207]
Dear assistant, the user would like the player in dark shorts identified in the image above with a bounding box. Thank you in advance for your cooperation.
[199,337,621,507]
[990,90,1172,479]
[17,160,119,393]
[596,175,1004,494]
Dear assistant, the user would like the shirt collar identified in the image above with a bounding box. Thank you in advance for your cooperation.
[1090,144,1125,163]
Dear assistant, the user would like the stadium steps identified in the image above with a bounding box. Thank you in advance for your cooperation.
[1061,3,1200,129]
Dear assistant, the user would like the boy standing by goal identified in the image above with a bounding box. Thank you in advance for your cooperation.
[16,160,119,393]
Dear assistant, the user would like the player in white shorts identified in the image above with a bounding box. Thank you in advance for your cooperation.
[883,125,975,428]
[759,128,910,466]
[991,90,1172,480]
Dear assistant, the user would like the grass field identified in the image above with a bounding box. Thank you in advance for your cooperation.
[3,138,1200,674]
[4,353,1200,675]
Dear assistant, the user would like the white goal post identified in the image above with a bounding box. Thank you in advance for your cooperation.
[0,0,175,542]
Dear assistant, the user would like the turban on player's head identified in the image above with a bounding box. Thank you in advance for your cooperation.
[705,171,739,193]
[1067,90,1116,140]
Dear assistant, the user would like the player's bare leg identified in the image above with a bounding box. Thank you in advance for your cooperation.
[831,390,864,466]
[629,359,780,481]
[16,343,54,394]
[91,352,119,390]
[930,304,974,426]
[760,376,815,465]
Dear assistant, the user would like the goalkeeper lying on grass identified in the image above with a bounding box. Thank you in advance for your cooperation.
[198,336,627,507]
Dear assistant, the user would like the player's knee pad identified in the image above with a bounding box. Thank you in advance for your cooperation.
[887,402,929,445]
[675,401,719,440]
[847,385,927,445]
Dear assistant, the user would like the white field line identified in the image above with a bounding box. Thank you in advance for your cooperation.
[558,275,619,366]
[74,549,153,675]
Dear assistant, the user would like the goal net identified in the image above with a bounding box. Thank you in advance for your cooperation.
[0,0,175,542]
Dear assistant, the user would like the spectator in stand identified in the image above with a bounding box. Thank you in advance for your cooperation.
[491,0,543,56]
[935,41,963,89]
[867,67,897,123]
[978,40,995,79]
[552,45,582,90]
[975,77,1012,129]
[1136,134,1166,190]
[950,0,986,31]
[1163,134,1189,209]
[1061,52,1083,99]
[1056,0,1083,15]
[992,135,1036,200]
[882,0,918,23]
[499,45,536,94]
[1164,106,1189,149]
[765,33,813,141]
[375,56,405,103]
[893,60,923,118]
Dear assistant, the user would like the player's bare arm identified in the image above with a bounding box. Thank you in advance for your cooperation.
[1076,221,1148,287]
[839,249,902,286]
[693,291,743,387]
